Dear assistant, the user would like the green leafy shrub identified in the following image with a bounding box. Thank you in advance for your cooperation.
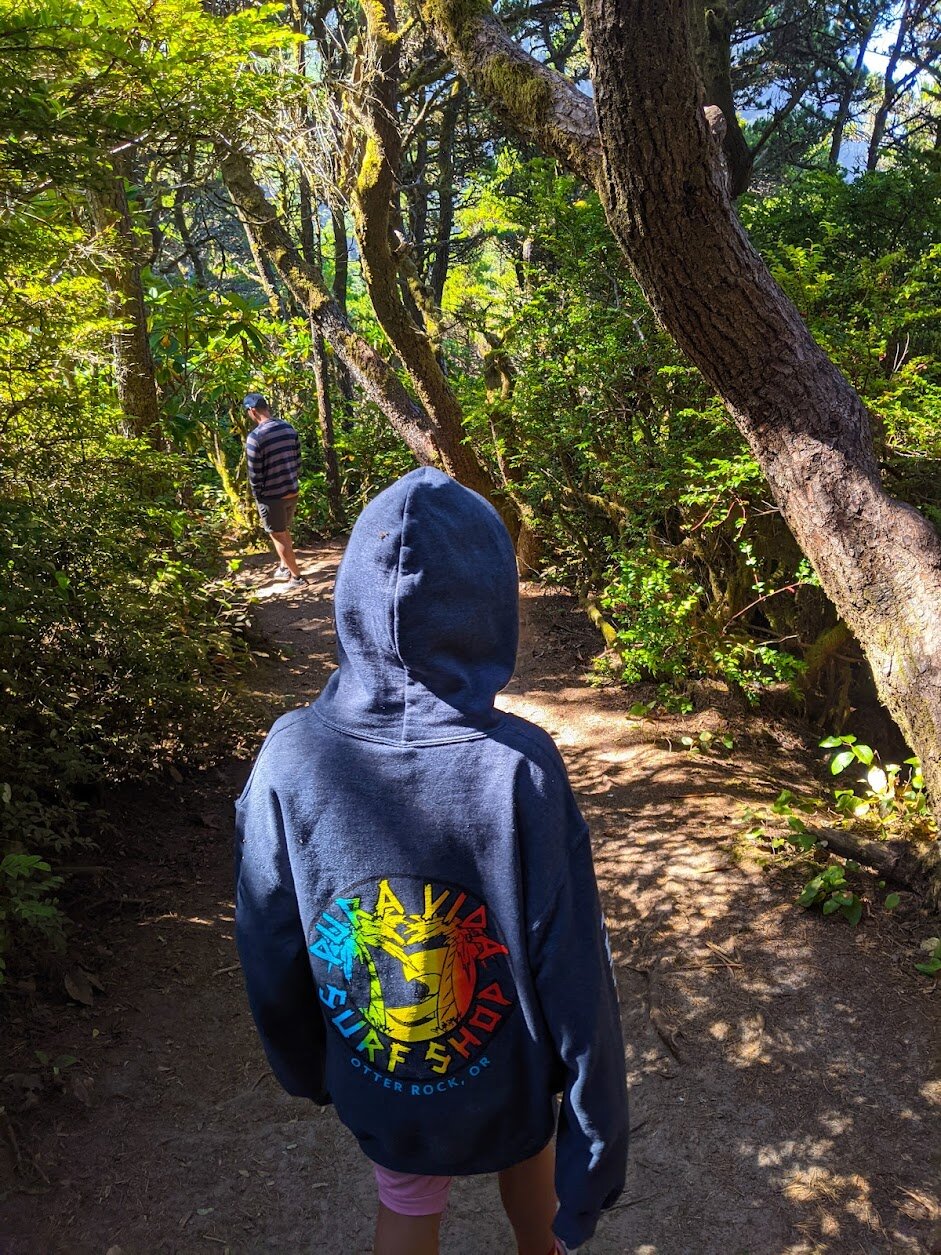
[0,200,254,982]
[820,735,935,839]
[449,155,940,705]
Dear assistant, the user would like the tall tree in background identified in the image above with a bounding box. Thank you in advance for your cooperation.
[88,155,161,440]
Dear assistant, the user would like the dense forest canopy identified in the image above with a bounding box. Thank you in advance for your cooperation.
[1,0,939,970]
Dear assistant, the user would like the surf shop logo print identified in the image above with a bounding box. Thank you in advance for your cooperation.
[308,877,515,1083]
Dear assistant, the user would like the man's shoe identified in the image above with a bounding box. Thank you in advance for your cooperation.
[273,564,291,581]
[285,575,308,591]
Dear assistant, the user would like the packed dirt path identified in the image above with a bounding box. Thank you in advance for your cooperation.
[3,545,939,1254]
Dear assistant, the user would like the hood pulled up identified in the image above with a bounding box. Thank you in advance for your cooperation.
[314,467,519,744]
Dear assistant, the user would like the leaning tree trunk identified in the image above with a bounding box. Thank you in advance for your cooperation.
[219,146,442,468]
[586,1,941,810]
[689,1,753,195]
[420,0,941,816]
[87,154,161,441]
[866,1,910,171]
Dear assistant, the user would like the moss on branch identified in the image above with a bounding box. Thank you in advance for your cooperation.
[483,53,553,127]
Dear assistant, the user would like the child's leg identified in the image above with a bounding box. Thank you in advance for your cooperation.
[498,1140,559,1255]
[374,1204,441,1255]
[372,1164,451,1255]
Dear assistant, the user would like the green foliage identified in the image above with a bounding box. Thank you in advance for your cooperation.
[0,0,296,208]
[797,864,864,926]
[447,154,941,708]
[820,736,935,838]
[0,851,64,979]
[0,70,260,978]
[679,730,735,755]
[452,157,824,700]
[741,731,936,932]
[0,445,254,978]
[741,158,941,528]
[915,937,941,977]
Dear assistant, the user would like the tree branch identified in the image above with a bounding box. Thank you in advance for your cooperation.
[418,0,600,184]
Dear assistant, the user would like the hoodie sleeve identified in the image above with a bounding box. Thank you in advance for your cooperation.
[234,764,328,1103]
[526,767,629,1249]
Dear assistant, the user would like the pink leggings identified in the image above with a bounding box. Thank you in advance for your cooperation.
[371,1162,568,1251]
[372,1163,452,1216]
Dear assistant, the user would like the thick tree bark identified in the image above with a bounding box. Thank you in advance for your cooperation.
[422,0,941,814]
[219,146,441,467]
[351,0,496,502]
[87,155,161,440]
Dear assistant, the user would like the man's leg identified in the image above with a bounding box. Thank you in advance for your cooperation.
[269,530,301,579]
[498,1140,559,1255]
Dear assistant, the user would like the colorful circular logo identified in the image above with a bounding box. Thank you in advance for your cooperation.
[308,875,516,1084]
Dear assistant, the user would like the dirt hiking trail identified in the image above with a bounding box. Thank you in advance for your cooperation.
[3,545,939,1255]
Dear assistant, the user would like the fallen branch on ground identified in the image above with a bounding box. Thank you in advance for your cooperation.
[809,825,938,895]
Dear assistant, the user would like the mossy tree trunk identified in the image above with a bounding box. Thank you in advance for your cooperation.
[350,0,497,503]
[422,0,941,814]
[87,154,161,441]
[429,82,463,308]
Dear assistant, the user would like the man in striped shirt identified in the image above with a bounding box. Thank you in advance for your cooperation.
[244,393,307,590]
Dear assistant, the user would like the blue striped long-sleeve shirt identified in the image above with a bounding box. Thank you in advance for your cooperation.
[246,418,301,500]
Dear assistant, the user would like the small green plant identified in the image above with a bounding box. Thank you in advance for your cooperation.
[820,735,934,837]
[35,1050,78,1081]
[627,700,655,718]
[657,686,694,715]
[0,848,64,981]
[741,789,822,853]
[797,863,864,925]
[915,937,941,977]
[679,729,735,755]
[741,789,869,924]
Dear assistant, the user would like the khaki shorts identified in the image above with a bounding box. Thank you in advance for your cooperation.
[256,495,297,533]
